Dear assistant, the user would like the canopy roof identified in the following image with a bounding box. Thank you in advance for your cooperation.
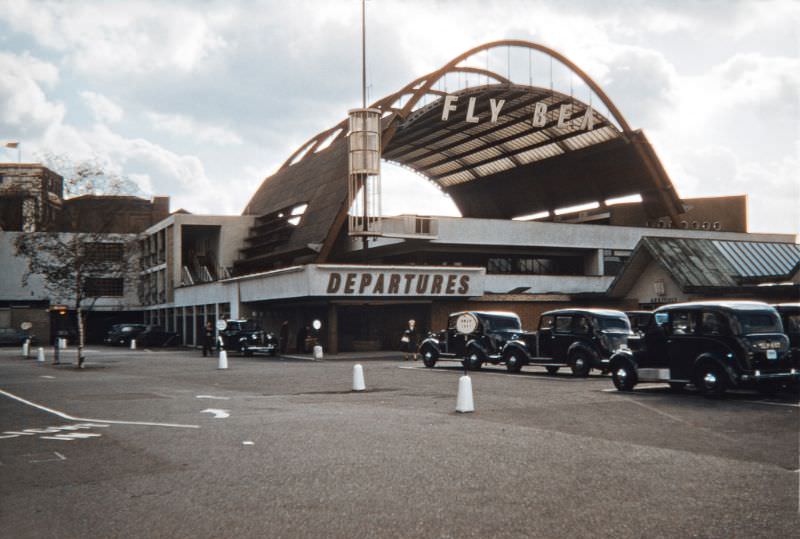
[239,40,684,274]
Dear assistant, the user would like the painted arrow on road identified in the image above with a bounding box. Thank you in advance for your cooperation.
[201,409,230,419]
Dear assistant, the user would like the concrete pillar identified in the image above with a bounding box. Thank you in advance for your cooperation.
[327,303,338,355]
[214,303,220,342]
[191,305,197,346]
[181,306,187,346]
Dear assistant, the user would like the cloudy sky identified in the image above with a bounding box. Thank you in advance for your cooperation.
[1,0,798,233]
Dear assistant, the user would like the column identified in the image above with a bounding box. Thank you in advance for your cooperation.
[327,303,338,355]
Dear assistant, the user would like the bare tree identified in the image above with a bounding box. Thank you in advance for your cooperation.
[14,154,143,368]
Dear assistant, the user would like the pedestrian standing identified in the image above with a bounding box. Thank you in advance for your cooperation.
[279,320,289,355]
[202,321,214,357]
[401,319,419,361]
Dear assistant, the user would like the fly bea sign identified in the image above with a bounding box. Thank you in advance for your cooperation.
[440,95,596,131]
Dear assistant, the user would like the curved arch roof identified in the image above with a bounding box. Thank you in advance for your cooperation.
[238,40,683,273]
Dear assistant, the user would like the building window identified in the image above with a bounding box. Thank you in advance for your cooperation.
[84,277,124,297]
[487,256,583,275]
[85,242,124,262]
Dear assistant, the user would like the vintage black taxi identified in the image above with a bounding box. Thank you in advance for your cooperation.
[218,319,278,356]
[419,308,631,376]
[419,311,525,371]
[609,301,797,396]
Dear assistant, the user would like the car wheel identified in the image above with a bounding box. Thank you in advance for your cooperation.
[668,382,686,392]
[570,351,592,377]
[694,362,727,398]
[611,360,637,391]
[464,347,484,371]
[421,345,438,368]
[505,351,523,374]
[545,366,560,375]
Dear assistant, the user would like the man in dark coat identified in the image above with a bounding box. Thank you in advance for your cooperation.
[401,319,420,361]
[202,321,214,357]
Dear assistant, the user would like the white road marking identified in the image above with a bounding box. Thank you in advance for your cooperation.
[242,441,254,446]
[40,376,55,379]
[2,423,111,441]
[201,409,230,419]
[26,452,67,463]
[40,433,103,441]
[196,395,231,400]
[603,388,800,409]
[0,388,199,429]
[621,396,737,442]
[741,400,800,409]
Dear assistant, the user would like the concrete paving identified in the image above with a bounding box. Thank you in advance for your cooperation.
[0,345,798,538]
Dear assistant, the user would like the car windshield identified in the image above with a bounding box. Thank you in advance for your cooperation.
[733,311,782,335]
[120,325,143,333]
[227,321,260,331]
[596,317,631,333]
[483,316,521,331]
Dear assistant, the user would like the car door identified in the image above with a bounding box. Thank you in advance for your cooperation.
[640,313,669,368]
[536,315,554,357]
[666,310,700,380]
[550,315,574,361]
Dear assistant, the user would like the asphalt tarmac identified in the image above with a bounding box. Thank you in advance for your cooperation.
[0,346,798,538]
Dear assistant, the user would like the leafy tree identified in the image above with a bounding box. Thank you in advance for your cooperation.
[14,155,143,368]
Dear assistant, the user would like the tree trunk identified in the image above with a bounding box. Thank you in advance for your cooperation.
[76,305,85,369]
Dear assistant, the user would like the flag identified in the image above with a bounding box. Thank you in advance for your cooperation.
[5,141,18,149]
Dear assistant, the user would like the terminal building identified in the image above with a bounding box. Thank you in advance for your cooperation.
[135,41,798,353]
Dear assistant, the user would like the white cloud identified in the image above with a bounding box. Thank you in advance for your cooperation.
[146,111,242,146]
[0,51,63,134]
[0,0,229,76]
[80,90,123,123]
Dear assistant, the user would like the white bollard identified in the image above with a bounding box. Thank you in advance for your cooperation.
[130,339,137,350]
[22,339,30,358]
[313,345,323,360]
[456,375,474,413]
[37,347,45,364]
[352,364,365,392]
[218,349,228,370]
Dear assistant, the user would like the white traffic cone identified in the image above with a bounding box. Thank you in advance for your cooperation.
[22,339,29,358]
[130,339,137,350]
[37,347,45,364]
[456,375,474,413]
[352,364,366,391]
[218,349,228,370]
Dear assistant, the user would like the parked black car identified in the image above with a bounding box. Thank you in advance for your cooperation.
[773,304,800,355]
[419,308,631,376]
[104,323,147,346]
[609,301,798,396]
[0,327,36,346]
[218,320,277,356]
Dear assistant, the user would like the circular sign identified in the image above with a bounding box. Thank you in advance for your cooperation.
[455,313,479,335]
[215,320,228,331]
[20,322,32,330]
[312,319,322,331]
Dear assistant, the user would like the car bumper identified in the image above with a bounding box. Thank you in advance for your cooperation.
[739,369,800,383]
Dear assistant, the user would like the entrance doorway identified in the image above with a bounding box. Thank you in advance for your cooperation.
[337,303,431,352]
